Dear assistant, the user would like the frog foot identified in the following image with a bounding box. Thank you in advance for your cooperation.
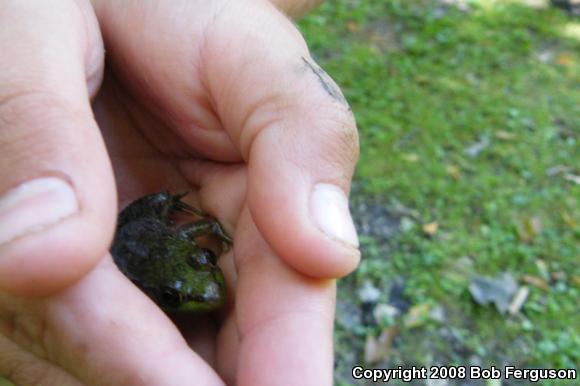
[171,192,207,217]
[178,219,233,251]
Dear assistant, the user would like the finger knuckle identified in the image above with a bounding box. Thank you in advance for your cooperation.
[0,88,84,131]
[5,312,49,360]
[0,89,86,165]
[317,107,360,173]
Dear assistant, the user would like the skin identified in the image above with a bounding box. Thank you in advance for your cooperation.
[0,0,359,385]
[111,192,230,313]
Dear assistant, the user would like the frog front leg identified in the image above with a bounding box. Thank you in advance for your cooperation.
[170,193,208,217]
[177,219,233,248]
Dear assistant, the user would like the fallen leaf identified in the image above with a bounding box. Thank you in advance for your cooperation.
[495,130,516,140]
[346,21,359,33]
[561,212,577,229]
[429,304,446,323]
[358,280,381,303]
[522,275,548,290]
[517,216,543,243]
[373,303,400,326]
[508,286,530,315]
[404,303,431,328]
[364,325,399,364]
[545,165,571,176]
[422,222,439,235]
[536,259,550,280]
[556,53,573,66]
[464,136,491,158]
[536,48,554,63]
[469,272,518,314]
[400,216,416,232]
[446,164,461,180]
[563,173,580,185]
[402,153,420,162]
[415,75,429,84]
[551,271,567,281]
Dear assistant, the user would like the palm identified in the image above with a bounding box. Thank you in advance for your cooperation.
[93,71,247,371]
[0,1,345,383]
[0,71,243,386]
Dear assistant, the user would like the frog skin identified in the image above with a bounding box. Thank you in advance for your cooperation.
[111,192,232,313]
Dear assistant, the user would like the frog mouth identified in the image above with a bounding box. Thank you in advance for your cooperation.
[166,277,226,313]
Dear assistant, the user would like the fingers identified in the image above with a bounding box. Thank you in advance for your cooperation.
[0,334,81,386]
[91,0,241,161]
[91,0,360,278]
[215,313,239,385]
[184,171,335,385]
[0,0,115,295]
[0,257,225,386]
[232,208,335,385]
[179,159,247,232]
[200,2,361,278]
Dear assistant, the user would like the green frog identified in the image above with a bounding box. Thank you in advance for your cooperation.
[111,192,232,313]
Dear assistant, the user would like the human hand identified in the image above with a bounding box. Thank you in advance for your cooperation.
[0,1,359,385]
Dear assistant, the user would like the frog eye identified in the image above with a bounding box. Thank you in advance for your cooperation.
[187,249,217,269]
[159,286,182,308]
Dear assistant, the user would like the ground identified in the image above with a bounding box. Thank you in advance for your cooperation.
[0,2,577,386]
[298,1,579,385]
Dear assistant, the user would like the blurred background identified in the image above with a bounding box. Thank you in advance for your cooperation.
[298,1,579,385]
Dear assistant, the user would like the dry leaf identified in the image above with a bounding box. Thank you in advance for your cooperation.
[346,21,359,33]
[536,259,550,280]
[469,272,518,314]
[364,325,400,364]
[446,164,461,180]
[545,165,571,176]
[422,222,439,235]
[561,212,577,229]
[522,275,548,290]
[508,286,529,315]
[415,75,429,84]
[373,303,400,325]
[495,130,516,140]
[404,303,431,328]
[464,136,490,157]
[358,281,381,303]
[402,153,420,162]
[563,174,580,185]
[517,216,543,243]
[556,53,573,66]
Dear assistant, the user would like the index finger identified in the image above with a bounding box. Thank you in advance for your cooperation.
[90,0,361,279]
[232,208,335,385]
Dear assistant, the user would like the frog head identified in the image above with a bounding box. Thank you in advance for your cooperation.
[118,192,192,227]
[154,248,227,313]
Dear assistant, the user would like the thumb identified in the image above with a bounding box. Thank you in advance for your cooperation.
[202,2,360,278]
[0,0,116,295]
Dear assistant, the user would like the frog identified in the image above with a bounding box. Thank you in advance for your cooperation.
[111,192,232,313]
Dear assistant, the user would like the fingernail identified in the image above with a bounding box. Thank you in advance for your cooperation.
[310,183,359,247]
[0,177,79,245]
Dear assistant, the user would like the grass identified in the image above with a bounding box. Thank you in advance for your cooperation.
[299,1,579,384]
